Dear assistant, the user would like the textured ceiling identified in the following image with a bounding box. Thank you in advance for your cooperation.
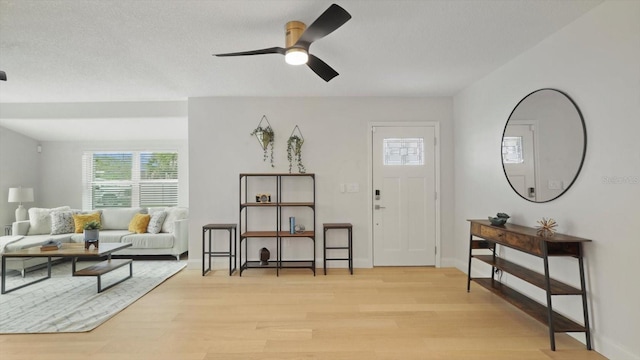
[0,0,603,104]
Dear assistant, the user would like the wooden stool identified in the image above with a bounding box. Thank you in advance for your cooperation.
[202,223,237,276]
[323,223,353,275]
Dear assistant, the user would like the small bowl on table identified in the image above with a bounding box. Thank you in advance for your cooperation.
[488,216,508,226]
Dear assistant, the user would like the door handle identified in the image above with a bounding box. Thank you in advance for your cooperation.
[528,187,535,198]
[374,205,386,210]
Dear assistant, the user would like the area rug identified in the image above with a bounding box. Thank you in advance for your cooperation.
[0,260,186,333]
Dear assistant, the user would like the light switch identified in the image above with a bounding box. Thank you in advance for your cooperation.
[548,180,562,190]
[339,184,346,193]
[347,183,359,193]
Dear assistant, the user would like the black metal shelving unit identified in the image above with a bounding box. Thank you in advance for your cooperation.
[239,173,316,276]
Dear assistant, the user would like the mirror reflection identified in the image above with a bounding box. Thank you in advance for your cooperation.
[502,89,586,203]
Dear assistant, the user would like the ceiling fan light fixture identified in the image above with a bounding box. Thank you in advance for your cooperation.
[285,48,308,65]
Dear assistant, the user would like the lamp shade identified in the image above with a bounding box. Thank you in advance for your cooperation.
[8,187,34,203]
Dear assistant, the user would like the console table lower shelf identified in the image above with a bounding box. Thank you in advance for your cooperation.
[472,278,588,333]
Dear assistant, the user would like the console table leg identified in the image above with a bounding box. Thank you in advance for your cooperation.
[578,245,592,350]
[542,243,556,351]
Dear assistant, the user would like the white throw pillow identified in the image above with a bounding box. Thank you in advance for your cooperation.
[161,207,188,233]
[101,207,144,230]
[147,210,167,234]
[27,206,71,235]
[50,210,75,235]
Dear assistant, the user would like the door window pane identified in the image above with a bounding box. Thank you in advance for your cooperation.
[502,136,524,164]
[383,138,424,165]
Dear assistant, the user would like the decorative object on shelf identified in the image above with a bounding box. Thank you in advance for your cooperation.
[255,193,271,203]
[250,115,275,167]
[287,125,306,173]
[536,217,557,237]
[7,187,34,222]
[83,220,101,249]
[294,224,305,233]
[259,247,271,266]
[289,217,296,234]
[488,212,510,226]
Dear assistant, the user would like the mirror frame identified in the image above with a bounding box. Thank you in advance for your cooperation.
[501,88,587,203]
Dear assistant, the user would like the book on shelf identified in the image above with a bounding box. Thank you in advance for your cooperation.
[40,239,62,251]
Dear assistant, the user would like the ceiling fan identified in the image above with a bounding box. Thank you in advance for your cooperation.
[214,4,351,82]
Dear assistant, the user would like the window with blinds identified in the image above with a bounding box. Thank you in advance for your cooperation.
[82,151,178,209]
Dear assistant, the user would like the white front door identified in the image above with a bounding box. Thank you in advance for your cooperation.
[503,122,537,200]
[372,125,436,266]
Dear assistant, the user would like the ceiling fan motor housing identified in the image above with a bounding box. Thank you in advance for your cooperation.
[285,21,306,48]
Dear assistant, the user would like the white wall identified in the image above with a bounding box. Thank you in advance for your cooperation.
[453,2,640,359]
[188,97,454,269]
[37,140,189,209]
[0,126,40,226]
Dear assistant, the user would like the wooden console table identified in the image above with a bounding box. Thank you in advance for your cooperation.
[466,219,592,351]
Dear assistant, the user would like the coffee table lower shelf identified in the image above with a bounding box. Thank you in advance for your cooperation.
[74,259,133,293]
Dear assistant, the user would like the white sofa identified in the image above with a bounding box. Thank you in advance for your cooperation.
[2,206,188,275]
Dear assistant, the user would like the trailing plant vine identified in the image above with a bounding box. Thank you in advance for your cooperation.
[287,135,306,173]
[250,125,275,167]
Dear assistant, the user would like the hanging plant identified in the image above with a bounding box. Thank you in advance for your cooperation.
[287,125,306,173]
[250,116,275,167]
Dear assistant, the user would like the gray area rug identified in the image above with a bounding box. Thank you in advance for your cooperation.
[0,260,186,333]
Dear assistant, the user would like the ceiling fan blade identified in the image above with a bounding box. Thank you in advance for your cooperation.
[295,4,351,49]
[307,54,339,82]
[214,47,285,57]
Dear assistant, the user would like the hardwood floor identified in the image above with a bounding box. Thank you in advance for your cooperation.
[0,266,606,359]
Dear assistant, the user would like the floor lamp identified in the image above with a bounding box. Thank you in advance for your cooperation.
[8,187,34,222]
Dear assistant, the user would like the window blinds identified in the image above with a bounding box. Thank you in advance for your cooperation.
[82,151,178,209]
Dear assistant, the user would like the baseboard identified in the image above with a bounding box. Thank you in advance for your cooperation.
[191,255,467,271]
[439,257,457,268]
[586,333,639,360]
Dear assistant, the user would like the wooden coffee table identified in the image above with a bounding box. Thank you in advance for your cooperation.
[1,242,132,294]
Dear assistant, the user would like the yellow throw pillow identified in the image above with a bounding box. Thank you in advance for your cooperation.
[128,213,151,234]
[72,212,102,233]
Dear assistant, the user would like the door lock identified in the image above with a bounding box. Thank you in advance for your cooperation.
[374,204,386,210]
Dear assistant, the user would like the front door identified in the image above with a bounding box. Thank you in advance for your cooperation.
[372,125,436,266]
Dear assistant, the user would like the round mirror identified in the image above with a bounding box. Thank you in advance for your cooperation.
[501,88,586,203]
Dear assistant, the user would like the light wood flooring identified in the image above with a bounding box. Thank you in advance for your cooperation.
[0,266,606,360]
